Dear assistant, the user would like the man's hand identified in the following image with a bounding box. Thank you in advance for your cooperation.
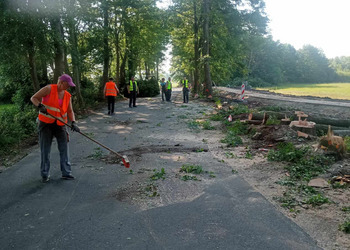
[38,103,48,114]
[71,121,80,132]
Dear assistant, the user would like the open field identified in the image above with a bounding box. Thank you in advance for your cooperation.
[258,83,350,100]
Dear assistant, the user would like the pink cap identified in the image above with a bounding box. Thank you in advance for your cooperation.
[59,74,75,87]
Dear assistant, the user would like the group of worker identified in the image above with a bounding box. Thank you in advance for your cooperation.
[30,74,191,183]
[159,77,172,102]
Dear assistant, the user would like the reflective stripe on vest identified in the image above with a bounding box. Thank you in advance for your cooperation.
[129,80,137,91]
[105,81,117,96]
[182,80,188,88]
[167,81,172,90]
[38,84,71,126]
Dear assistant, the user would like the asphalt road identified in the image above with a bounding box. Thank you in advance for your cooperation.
[0,89,320,250]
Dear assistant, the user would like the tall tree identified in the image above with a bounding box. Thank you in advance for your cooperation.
[202,0,212,96]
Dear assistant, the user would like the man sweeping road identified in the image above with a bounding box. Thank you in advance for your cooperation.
[30,74,80,182]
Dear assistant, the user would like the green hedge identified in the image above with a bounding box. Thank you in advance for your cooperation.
[138,78,160,97]
[0,104,37,151]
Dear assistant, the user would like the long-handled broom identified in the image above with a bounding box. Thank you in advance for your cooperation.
[46,113,130,168]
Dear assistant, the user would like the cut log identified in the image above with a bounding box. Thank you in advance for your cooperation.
[290,121,316,135]
[308,117,350,128]
[333,130,350,137]
[246,120,264,125]
[315,124,349,133]
[248,113,269,121]
[281,115,291,125]
[297,131,310,139]
[248,111,290,121]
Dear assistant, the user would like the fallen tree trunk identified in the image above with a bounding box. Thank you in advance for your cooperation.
[248,111,291,121]
[333,130,350,137]
[315,124,349,133]
[308,117,350,128]
[245,120,263,125]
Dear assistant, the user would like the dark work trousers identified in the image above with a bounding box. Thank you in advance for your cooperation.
[129,91,137,107]
[161,86,166,101]
[166,89,172,101]
[183,87,189,103]
[38,121,72,178]
[107,96,115,114]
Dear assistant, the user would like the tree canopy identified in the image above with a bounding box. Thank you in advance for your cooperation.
[0,0,348,106]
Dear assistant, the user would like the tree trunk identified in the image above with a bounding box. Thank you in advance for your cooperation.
[120,53,127,91]
[50,16,65,83]
[27,40,40,92]
[202,0,212,97]
[193,0,200,96]
[248,111,291,121]
[40,57,49,85]
[308,117,350,128]
[114,14,120,84]
[101,0,109,93]
[67,0,84,107]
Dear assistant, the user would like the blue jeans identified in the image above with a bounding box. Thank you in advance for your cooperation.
[38,121,72,178]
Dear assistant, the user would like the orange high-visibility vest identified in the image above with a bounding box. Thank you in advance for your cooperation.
[105,81,117,96]
[38,84,71,126]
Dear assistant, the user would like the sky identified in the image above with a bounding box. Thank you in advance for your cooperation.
[264,0,350,58]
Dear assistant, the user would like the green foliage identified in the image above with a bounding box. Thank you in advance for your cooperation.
[220,131,243,147]
[267,143,308,163]
[305,194,330,207]
[88,147,103,159]
[268,143,334,181]
[138,78,160,97]
[226,120,248,135]
[344,136,350,152]
[180,164,203,174]
[209,113,224,121]
[342,207,350,212]
[286,154,334,181]
[265,115,281,125]
[339,220,350,234]
[201,120,215,130]
[151,168,166,180]
[0,104,37,153]
[188,120,201,132]
[274,193,298,209]
[231,104,250,115]
[181,175,199,181]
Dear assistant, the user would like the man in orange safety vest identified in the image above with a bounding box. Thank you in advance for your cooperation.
[30,74,80,183]
[104,77,119,115]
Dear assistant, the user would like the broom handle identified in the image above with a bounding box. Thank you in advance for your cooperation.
[47,113,124,159]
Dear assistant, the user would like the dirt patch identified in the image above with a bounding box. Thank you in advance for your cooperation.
[119,144,209,156]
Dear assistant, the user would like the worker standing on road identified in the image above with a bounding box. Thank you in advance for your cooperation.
[30,74,80,183]
[166,77,172,102]
[127,76,139,108]
[160,78,166,102]
[104,77,119,115]
[182,76,190,103]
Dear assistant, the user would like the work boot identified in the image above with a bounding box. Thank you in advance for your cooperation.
[61,175,75,180]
